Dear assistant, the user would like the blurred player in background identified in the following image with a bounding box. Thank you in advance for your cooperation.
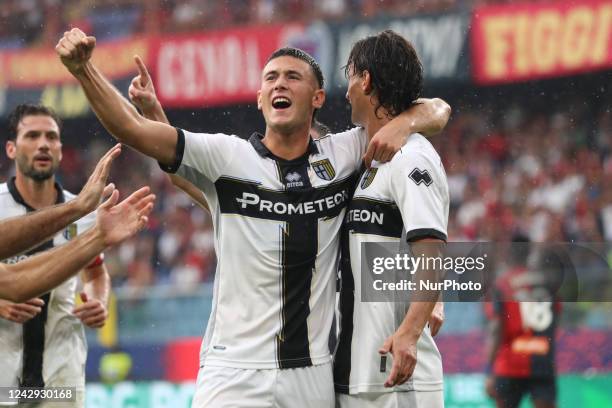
[0,104,111,407]
[56,28,449,407]
[0,144,154,303]
[485,235,560,408]
[334,30,449,407]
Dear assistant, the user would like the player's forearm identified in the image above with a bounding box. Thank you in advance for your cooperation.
[395,98,451,137]
[73,62,176,164]
[3,228,107,303]
[141,101,170,125]
[0,200,86,260]
[398,239,443,338]
[398,300,437,341]
[82,265,111,308]
[169,176,210,211]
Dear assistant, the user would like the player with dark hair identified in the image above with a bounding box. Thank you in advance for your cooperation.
[0,143,154,302]
[485,235,560,408]
[56,28,450,407]
[0,103,114,407]
[334,30,449,407]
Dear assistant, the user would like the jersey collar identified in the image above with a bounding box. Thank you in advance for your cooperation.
[8,176,65,211]
[249,132,319,161]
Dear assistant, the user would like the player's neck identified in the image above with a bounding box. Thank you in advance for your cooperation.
[14,172,58,209]
[364,109,392,142]
[263,126,311,160]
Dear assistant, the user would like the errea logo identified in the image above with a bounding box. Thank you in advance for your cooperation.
[285,171,304,188]
[409,168,433,186]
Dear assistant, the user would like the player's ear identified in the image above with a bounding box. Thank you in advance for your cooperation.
[362,71,372,95]
[313,88,325,109]
[5,140,16,160]
[257,90,262,111]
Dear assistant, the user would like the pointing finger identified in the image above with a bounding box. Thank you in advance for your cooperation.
[134,55,150,85]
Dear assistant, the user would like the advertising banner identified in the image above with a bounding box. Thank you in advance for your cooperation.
[0,37,150,118]
[85,374,612,408]
[152,24,305,107]
[324,12,471,93]
[471,0,612,84]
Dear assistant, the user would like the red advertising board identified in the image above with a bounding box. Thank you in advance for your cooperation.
[471,0,612,84]
[152,24,305,107]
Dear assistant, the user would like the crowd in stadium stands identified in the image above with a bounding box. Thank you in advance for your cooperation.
[1,102,609,289]
[0,0,546,49]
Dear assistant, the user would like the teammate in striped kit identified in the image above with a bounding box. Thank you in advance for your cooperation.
[0,104,112,407]
[56,27,450,407]
[334,31,450,407]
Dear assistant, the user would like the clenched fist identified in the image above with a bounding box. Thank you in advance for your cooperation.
[55,28,96,74]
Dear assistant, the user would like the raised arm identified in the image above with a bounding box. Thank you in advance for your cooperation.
[56,28,177,165]
[363,98,451,167]
[0,187,155,303]
[128,55,210,211]
[0,144,120,260]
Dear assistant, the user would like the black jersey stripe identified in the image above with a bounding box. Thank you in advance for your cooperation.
[215,175,356,222]
[7,177,65,390]
[333,222,355,393]
[277,217,317,368]
[345,197,403,238]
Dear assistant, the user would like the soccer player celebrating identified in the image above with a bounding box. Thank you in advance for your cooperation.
[56,28,448,407]
[0,104,113,407]
[334,30,449,407]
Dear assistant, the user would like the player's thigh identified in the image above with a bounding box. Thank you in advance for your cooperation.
[529,377,557,408]
[494,377,526,408]
[275,363,333,408]
[191,365,274,408]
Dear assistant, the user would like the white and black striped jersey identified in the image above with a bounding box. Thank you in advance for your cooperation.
[0,179,95,394]
[160,127,367,369]
[334,133,449,394]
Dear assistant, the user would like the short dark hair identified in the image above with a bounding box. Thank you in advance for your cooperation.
[7,103,62,141]
[345,30,423,118]
[267,47,324,89]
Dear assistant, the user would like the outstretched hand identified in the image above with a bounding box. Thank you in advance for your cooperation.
[75,144,121,214]
[56,28,96,74]
[128,55,158,112]
[96,186,155,247]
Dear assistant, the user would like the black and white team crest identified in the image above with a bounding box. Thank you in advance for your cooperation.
[360,168,378,189]
[311,159,336,181]
[63,223,77,240]
[285,171,304,188]
[409,168,433,186]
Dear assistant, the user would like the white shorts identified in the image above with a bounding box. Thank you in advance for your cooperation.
[191,363,334,408]
[336,390,444,408]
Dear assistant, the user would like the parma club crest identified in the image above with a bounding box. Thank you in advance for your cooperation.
[360,168,378,189]
[311,159,336,181]
[63,223,77,241]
